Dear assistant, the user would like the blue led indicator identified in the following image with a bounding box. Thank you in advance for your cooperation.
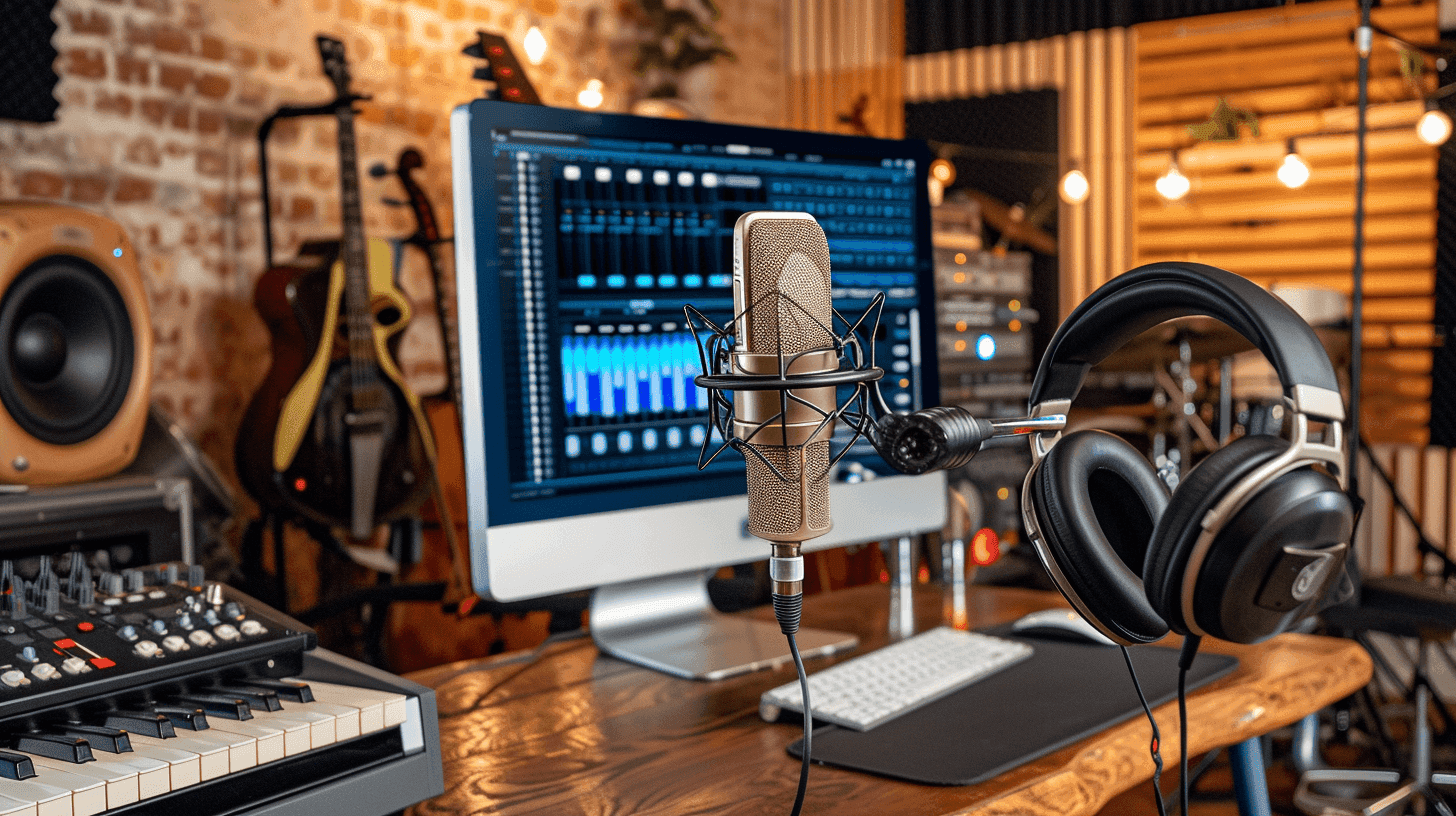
[976,334,996,361]
[634,274,653,288]
[577,274,597,288]
[112,247,123,258]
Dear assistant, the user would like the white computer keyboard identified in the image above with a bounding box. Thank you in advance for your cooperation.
[759,627,1034,731]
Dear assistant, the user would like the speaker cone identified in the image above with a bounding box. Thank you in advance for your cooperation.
[0,255,135,446]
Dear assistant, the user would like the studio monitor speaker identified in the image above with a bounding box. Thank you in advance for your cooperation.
[0,202,152,484]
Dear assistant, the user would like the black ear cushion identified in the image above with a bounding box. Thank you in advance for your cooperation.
[1032,429,1171,645]
[1143,434,1288,634]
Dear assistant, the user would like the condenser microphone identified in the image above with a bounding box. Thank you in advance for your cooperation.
[732,212,838,599]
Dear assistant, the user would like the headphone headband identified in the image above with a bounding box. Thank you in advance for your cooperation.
[1028,262,1344,420]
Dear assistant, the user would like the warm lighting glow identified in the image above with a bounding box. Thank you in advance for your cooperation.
[970,528,1001,566]
[954,339,967,352]
[899,378,909,388]
[577,78,605,109]
[524,26,547,65]
[952,272,965,284]
[1008,299,1021,311]
[995,487,1009,501]
[955,320,967,332]
[953,252,966,265]
[1277,140,1310,189]
[930,158,956,184]
[1059,168,1089,204]
[1155,153,1190,201]
[1418,107,1453,146]
[1008,319,1022,332]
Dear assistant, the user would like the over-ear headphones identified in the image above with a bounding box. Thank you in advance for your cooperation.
[1021,262,1354,646]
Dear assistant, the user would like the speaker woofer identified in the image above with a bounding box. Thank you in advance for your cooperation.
[0,256,135,445]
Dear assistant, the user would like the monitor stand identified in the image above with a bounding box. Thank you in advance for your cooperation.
[591,569,859,680]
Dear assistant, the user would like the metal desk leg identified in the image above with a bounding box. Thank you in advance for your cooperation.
[1230,737,1273,816]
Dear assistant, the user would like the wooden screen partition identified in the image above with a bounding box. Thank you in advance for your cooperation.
[1358,444,1456,577]
[786,0,905,137]
[1131,0,1439,445]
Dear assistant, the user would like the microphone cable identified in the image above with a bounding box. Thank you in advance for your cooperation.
[1120,646,1167,816]
[1177,636,1203,816]
[771,591,811,816]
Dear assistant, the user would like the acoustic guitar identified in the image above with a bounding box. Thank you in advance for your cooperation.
[236,36,434,541]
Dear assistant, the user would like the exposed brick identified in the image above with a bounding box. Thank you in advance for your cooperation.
[414,0,438,10]
[369,7,390,28]
[266,50,289,72]
[132,0,172,13]
[196,73,230,99]
[423,21,441,41]
[272,119,300,145]
[443,0,464,20]
[531,0,558,13]
[388,46,420,68]
[226,115,255,137]
[125,21,151,47]
[412,111,436,137]
[158,64,193,93]
[168,104,191,130]
[152,24,192,55]
[237,79,268,107]
[139,98,167,126]
[339,0,361,21]
[93,91,133,117]
[470,6,492,22]
[65,48,107,79]
[199,34,226,61]
[232,45,259,69]
[70,175,109,204]
[275,161,300,183]
[66,9,113,35]
[306,165,334,189]
[164,142,188,159]
[201,191,226,215]
[358,104,385,125]
[196,149,226,178]
[20,171,66,199]
[180,1,205,29]
[289,197,316,221]
[196,109,224,135]
[125,136,161,167]
[114,173,155,202]
[312,0,330,12]
[116,54,150,84]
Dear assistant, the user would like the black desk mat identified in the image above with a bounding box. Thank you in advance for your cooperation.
[787,632,1239,786]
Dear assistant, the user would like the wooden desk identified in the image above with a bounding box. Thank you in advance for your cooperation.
[408,584,1371,816]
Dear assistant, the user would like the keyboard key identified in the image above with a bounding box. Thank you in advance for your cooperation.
[119,737,202,788]
[306,681,409,733]
[25,753,138,810]
[0,791,38,816]
[0,775,76,816]
[11,765,105,816]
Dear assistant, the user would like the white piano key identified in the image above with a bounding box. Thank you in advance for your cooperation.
[236,710,311,757]
[90,752,171,800]
[201,717,286,765]
[297,700,359,741]
[252,704,334,749]
[25,755,137,810]
[304,681,409,733]
[0,792,36,816]
[0,779,66,816]
[127,732,229,781]
[188,727,256,774]
[118,737,201,789]
[11,765,105,816]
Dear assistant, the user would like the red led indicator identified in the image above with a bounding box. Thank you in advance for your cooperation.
[971,528,1001,567]
[89,658,115,669]
[293,477,307,492]
[498,66,513,77]
[506,88,521,98]
[53,639,76,649]
[489,46,504,55]
[76,622,94,632]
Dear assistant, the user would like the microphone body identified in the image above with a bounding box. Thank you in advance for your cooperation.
[732,212,838,596]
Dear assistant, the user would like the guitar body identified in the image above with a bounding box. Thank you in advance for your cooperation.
[236,238,432,533]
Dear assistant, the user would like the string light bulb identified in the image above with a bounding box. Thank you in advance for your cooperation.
[577,78,605,109]
[1417,102,1453,146]
[1276,139,1310,189]
[1155,152,1191,201]
[523,26,548,66]
[1059,167,1089,204]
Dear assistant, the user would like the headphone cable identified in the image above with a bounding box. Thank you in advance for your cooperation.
[1177,636,1203,816]
[1121,646,1168,816]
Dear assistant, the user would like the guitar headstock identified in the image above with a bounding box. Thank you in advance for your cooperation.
[461,30,541,104]
[316,35,352,98]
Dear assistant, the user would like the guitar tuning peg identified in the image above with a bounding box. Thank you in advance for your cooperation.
[462,31,487,59]
[381,197,408,207]
[472,67,495,82]
[368,163,391,178]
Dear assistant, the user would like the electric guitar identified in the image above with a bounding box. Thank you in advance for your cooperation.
[236,36,433,540]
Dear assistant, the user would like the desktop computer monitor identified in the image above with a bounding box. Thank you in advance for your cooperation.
[450,100,947,678]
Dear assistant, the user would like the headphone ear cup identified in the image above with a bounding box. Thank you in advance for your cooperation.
[1143,435,1286,637]
[1030,429,1171,645]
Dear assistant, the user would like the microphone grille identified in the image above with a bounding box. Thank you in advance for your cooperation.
[746,441,832,540]
[746,218,833,356]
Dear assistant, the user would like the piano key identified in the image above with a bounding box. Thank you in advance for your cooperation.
[148,705,208,731]
[66,750,169,800]
[113,738,200,790]
[0,792,37,816]
[25,754,138,810]
[0,777,71,816]
[6,765,105,816]
[305,681,409,733]
[212,685,282,712]
[198,716,287,765]
[0,749,37,780]
[102,712,173,740]
[125,729,239,780]
[4,734,93,765]
[229,709,311,757]
[296,699,359,741]
[172,693,252,721]
[53,726,129,754]
[242,677,313,702]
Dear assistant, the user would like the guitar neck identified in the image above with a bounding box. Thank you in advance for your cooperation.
[334,104,384,412]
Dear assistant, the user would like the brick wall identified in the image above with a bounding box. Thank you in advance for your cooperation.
[0,0,785,510]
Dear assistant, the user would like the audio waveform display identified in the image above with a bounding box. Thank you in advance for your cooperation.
[561,332,707,420]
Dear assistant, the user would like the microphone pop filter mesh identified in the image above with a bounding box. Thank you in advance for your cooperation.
[746,220,833,355]
[746,441,832,539]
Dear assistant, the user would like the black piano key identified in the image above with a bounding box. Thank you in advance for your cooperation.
[0,749,36,780]
[57,723,131,753]
[212,685,282,712]
[104,710,175,739]
[8,732,94,763]
[240,678,314,703]
[173,693,252,721]
[150,704,209,731]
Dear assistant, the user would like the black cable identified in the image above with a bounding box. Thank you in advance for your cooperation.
[1177,636,1203,816]
[1121,646,1168,816]
[787,632,811,816]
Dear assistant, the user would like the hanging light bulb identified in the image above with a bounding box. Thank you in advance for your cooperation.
[1417,102,1453,146]
[1155,152,1191,201]
[930,158,956,186]
[1059,167,1089,205]
[577,78,605,109]
[1277,139,1310,189]
[523,26,548,66]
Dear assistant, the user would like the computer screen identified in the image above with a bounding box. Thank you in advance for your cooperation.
[450,100,947,615]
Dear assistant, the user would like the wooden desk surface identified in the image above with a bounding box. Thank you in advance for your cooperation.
[408,584,1371,816]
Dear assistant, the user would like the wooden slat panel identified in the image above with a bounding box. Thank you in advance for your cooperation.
[1135,0,1433,58]
[1139,77,1417,126]
[1393,446,1421,574]
[1136,100,1427,152]
[1138,214,1435,252]
[1368,444,1396,575]
[1421,447,1446,576]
